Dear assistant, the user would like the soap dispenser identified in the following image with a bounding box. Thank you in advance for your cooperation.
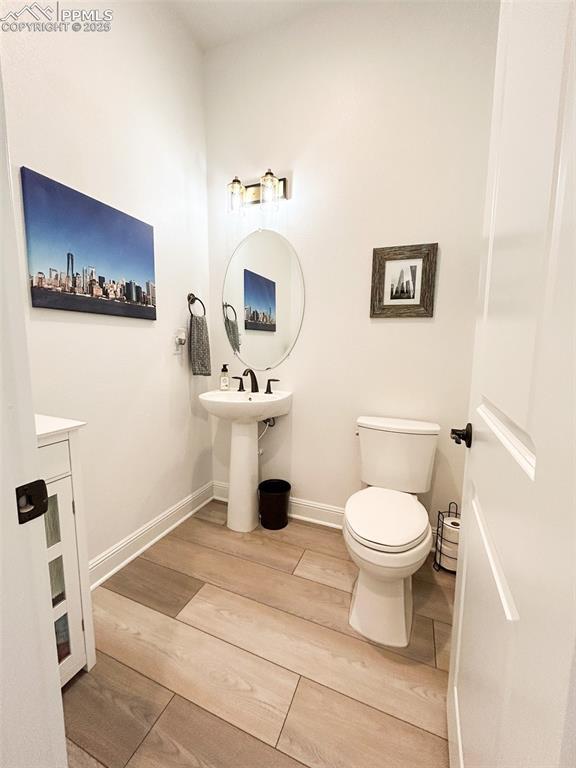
[219,364,230,391]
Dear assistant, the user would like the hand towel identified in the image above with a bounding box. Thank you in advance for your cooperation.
[189,314,211,375]
[224,314,241,353]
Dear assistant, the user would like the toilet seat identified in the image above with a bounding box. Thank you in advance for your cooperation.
[344,487,429,553]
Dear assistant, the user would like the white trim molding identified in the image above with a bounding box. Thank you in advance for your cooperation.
[213,481,344,529]
[289,496,344,528]
[477,401,536,481]
[90,480,345,589]
[448,684,465,768]
[89,481,213,588]
[212,480,229,501]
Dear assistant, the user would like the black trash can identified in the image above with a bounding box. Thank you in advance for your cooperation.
[259,479,291,530]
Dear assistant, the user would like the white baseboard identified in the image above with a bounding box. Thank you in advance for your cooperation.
[289,497,343,528]
[212,480,229,502]
[213,481,344,530]
[90,480,344,589]
[89,481,213,588]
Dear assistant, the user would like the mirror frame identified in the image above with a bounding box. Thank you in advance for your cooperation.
[221,228,305,371]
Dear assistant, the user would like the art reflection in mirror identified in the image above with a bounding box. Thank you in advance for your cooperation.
[222,229,305,371]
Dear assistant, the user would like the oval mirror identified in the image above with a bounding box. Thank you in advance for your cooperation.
[222,229,305,370]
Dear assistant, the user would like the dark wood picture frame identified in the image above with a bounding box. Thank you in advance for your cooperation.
[370,242,438,318]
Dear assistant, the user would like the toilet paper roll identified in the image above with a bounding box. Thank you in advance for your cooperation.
[440,539,459,558]
[439,550,457,572]
[442,516,461,544]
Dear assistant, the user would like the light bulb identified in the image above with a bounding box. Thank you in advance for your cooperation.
[227,176,245,213]
[260,169,280,210]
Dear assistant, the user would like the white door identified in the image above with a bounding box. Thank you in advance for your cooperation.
[0,62,68,767]
[448,3,575,768]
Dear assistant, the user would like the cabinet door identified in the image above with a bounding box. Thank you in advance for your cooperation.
[43,475,86,685]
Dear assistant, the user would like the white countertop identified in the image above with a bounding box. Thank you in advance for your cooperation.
[35,414,86,439]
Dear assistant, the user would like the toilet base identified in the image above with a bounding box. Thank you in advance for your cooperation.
[349,569,414,647]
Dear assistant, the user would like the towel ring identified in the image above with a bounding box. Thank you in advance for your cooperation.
[223,302,237,322]
[188,293,206,317]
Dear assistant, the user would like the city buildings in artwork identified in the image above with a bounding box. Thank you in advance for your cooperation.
[30,251,156,308]
[390,266,417,300]
[244,304,275,327]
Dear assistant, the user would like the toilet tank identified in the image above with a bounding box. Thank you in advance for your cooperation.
[357,416,440,493]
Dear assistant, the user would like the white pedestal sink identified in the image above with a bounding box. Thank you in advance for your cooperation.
[199,390,292,532]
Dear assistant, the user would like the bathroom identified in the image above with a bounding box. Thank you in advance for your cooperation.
[0,1,574,767]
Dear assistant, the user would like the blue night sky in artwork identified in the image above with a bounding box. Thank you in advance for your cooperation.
[20,168,155,287]
[244,269,276,317]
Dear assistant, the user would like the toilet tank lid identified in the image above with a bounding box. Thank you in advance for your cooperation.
[357,416,440,435]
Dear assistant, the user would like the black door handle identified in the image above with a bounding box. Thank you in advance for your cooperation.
[450,423,473,448]
[16,479,49,525]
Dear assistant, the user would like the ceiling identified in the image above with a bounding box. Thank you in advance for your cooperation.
[171,0,326,51]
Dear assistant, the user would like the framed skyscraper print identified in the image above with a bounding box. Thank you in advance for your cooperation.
[370,242,437,318]
[20,167,157,320]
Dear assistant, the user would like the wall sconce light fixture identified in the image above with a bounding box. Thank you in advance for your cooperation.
[226,170,288,211]
[260,169,280,210]
[227,176,246,213]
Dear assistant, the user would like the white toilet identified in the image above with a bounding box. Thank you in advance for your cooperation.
[344,416,440,647]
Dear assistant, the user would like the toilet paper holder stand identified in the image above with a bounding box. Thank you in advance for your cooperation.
[433,502,460,572]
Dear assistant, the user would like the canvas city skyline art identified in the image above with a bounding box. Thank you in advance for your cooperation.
[21,167,157,320]
[244,268,276,331]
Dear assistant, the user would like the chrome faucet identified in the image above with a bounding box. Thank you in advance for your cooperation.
[242,368,259,393]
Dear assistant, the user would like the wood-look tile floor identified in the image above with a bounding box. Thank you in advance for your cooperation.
[65,501,455,768]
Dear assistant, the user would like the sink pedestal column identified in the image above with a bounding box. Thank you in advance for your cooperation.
[228,421,259,532]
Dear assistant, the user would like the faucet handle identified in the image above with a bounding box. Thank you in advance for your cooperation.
[232,376,245,392]
[265,378,280,394]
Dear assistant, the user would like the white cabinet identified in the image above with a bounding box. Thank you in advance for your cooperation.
[36,415,96,686]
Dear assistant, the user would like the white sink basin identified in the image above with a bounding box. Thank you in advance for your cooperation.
[198,388,292,533]
[199,390,292,424]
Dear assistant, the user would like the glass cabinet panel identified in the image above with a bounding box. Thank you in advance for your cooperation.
[48,556,66,606]
[54,614,71,663]
[44,494,62,548]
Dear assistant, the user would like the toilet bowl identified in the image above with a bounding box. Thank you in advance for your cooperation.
[344,416,439,647]
[344,487,432,646]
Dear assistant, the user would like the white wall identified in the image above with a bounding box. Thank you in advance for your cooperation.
[1,2,213,560]
[205,2,499,522]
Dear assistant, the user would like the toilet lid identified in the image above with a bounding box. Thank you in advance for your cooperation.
[344,487,429,553]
